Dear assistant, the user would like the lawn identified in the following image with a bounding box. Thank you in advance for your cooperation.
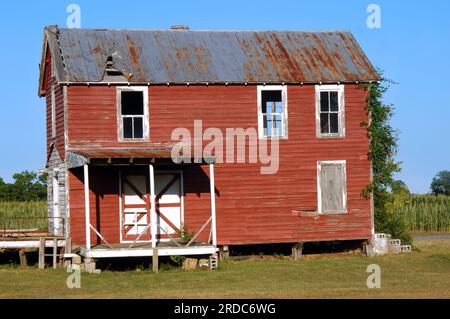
[0,239,449,298]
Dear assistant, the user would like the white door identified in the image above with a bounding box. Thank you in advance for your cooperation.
[155,172,183,239]
[121,174,151,242]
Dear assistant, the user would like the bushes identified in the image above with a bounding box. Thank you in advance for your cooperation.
[363,76,411,244]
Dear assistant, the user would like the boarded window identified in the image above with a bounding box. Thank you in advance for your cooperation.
[318,161,347,213]
[119,90,147,140]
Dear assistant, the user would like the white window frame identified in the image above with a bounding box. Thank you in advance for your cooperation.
[317,160,347,214]
[257,85,288,139]
[51,84,56,138]
[315,84,345,138]
[117,86,149,142]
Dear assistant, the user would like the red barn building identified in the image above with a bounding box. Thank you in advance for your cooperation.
[38,25,379,260]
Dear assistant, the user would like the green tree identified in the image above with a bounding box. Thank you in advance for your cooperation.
[430,170,450,195]
[362,74,411,244]
[0,171,47,201]
[391,180,410,195]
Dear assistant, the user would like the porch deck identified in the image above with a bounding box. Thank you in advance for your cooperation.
[78,242,217,258]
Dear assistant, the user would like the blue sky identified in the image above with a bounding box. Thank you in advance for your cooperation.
[0,0,448,194]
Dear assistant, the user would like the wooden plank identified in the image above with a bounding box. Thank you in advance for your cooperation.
[66,84,372,246]
[53,238,57,269]
[152,248,158,273]
[19,248,27,267]
[38,238,45,269]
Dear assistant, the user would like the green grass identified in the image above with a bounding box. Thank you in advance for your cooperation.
[396,195,450,233]
[0,239,449,298]
[0,201,47,230]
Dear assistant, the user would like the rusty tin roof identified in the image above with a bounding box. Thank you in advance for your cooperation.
[41,26,379,89]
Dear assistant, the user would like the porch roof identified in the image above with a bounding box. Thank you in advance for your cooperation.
[66,147,215,168]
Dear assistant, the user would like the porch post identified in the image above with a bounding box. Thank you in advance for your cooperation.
[149,164,157,248]
[209,163,217,247]
[83,163,91,251]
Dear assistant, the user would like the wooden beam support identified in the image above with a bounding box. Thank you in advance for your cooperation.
[149,164,157,248]
[53,238,57,269]
[209,164,217,247]
[152,248,159,273]
[19,248,27,267]
[292,242,304,261]
[219,245,229,261]
[84,164,91,251]
[38,238,45,269]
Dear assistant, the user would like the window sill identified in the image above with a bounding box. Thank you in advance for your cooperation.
[318,211,348,215]
[316,134,345,139]
[259,136,288,141]
[118,138,150,143]
[292,209,348,217]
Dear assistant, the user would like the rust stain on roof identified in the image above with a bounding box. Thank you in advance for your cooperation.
[48,27,380,84]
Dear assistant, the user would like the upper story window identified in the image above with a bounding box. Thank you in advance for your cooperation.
[117,87,149,141]
[316,85,345,138]
[257,85,288,139]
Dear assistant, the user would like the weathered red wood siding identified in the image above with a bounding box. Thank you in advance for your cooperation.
[68,166,121,245]
[44,48,65,160]
[67,85,372,245]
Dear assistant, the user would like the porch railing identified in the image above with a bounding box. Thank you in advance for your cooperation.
[127,216,213,249]
[0,217,65,239]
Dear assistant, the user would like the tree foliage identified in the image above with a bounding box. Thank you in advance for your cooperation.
[430,170,450,195]
[362,74,411,244]
[0,171,47,201]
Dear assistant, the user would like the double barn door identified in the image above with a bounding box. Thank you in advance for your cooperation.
[120,170,183,243]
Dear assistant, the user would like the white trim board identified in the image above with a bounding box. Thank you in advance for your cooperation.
[0,239,66,249]
[257,85,288,139]
[116,86,150,142]
[80,246,217,258]
[315,84,345,138]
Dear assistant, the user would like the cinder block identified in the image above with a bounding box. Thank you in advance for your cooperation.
[400,245,412,253]
[182,258,198,271]
[210,255,218,270]
[198,259,209,270]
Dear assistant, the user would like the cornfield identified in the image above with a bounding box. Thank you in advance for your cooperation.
[0,201,48,230]
[396,195,450,233]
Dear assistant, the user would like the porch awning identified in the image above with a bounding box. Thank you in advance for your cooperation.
[66,146,215,168]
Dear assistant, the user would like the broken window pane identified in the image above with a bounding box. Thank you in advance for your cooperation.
[122,91,144,115]
[262,91,282,113]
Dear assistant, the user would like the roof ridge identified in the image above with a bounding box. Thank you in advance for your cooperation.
[53,26,352,33]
